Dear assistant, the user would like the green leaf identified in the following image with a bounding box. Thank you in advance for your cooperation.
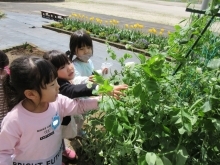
[161,156,172,165]
[176,146,188,165]
[124,53,132,60]
[133,83,142,97]
[98,80,114,93]
[202,101,211,112]
[145,79,159,92]
[145,152,157,165]
[210,118,220,131]
[104,115,116,132]
[138,155,148,165]
[163,125,171,134]
[178,127,186,135]
[183,122,192,133]
[122,123,133,130]
[117,123,123,134]
[134,145,141,154]
[111,122,119,135]
[141,55,164,79]
[155,156,164,165]
[138,53,146,64]
[93,72,105,84]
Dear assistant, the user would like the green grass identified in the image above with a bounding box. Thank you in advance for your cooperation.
[0,11,5,19]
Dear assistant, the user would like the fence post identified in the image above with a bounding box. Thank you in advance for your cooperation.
[201,0,210,10]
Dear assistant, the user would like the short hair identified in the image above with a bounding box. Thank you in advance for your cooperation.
[43,50,71,70]
[69,29,93,61]
[0,50,9,69]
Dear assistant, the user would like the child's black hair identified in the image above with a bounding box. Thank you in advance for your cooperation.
[0,50,9,70]
[3,56,57,110]
[43,50,71,70]
[69,29,93,61]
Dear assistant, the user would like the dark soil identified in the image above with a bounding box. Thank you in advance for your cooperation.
[3,43,46,63]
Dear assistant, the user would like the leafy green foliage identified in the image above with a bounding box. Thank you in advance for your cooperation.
[79,3,220,165]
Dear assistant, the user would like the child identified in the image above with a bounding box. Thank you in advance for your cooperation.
[43,50,127,150]
[0,56,101,165]
[68,29,108,84]
[0,50,9,131]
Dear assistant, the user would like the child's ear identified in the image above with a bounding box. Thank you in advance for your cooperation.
[24,90,38,100]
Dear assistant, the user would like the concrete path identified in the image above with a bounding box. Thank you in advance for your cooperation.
[0,11,138,72]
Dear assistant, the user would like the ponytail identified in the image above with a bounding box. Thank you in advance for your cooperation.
[65,50,74,62]
[3,74,22,111]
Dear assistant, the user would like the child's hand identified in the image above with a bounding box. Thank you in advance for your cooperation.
[88,75,95,82]
[102,68,108,75]
[111,84,128,99]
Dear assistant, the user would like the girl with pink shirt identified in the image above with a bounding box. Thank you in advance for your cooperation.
[0,50,10,131]
[0,56,101,165]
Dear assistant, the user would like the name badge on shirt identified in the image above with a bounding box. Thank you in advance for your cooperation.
[51,113,60,130]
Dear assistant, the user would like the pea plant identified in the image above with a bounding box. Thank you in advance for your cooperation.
[78,3,220,164]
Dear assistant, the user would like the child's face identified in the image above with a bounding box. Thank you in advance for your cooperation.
[75,45,92,62]
[40,78,60,103]
[57,63,75,80]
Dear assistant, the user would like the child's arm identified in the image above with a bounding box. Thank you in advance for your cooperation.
[58,79,98,98]
[58,94,100,117]
[0,117,19,165]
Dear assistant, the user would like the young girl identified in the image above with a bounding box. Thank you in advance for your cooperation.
[43,50,127,142]
[0,56,101,165]
[68,29,108,84]
[0,50,9,131]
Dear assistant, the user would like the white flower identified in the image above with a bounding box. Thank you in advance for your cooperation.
[125,44,132,49]
[86,81,93,89]
[196,67,202,74]
[99,150,103,157]
[125,62,135,70]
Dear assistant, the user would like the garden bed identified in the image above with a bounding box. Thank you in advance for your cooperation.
[3,43,46,63]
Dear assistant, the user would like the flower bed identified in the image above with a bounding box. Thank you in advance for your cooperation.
[42,13,170,57]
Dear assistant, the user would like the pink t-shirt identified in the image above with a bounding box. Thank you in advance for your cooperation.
[0,94,99,165]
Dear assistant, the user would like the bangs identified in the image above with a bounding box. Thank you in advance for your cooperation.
[50,54,70,70]
[43,50,70,70]
[34,58,58,88]
[77,34,93,48]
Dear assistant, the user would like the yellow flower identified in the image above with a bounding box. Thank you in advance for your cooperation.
[168,31,171,35]
[72,13,78,17]
[125,24,129,28]
[96,18,101,22]
[130,25,134,28]
[90,17,94,21]
[152,28,157,34]
[148,28,153,33]
[134,24,138,28]
[160,28,164,32]
[138,24,144,28]
[159,31,163,35]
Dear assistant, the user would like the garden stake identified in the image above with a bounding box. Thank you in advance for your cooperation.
[172,5,220,76]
